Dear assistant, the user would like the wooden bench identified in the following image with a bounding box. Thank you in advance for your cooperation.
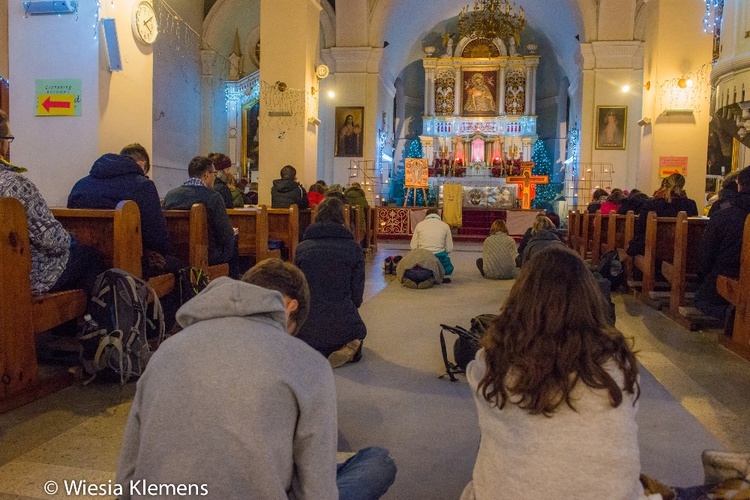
[226,205,273,263]
[621,211,638,288]
[163,204,229,280]
[567,210,580,252]
[660,213,714,329]
[267,205,301,262]
[1,197,87,412]
[717,214,750,361]
[578,211,593,261]
[632,211,680,307]
[367,207,378,252]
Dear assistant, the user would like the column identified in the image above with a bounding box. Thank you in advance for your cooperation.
[530,64,537,115]
[525,66,532,115]
[427,68,436,115]
[454,68,461,116]
[498,66,506,114]
[200,50,217,162]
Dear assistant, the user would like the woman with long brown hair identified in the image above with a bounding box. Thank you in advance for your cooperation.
[462,247,646,499]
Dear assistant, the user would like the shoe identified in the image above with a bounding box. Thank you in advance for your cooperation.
[328,339,362,368]
[442,277,451,283]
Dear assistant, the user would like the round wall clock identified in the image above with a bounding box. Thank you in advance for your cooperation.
[133,1,158,45]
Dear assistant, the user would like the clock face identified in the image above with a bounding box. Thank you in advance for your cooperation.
[133,1,158,45]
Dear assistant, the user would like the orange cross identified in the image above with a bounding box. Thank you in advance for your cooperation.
[505,162,549,210]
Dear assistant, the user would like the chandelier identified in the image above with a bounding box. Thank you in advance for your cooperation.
[458,0,526,42]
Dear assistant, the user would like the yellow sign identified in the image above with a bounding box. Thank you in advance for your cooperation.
[36,94,75,116]
[658,156,688,178]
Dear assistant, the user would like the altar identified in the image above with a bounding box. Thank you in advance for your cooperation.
[431,176,518,209]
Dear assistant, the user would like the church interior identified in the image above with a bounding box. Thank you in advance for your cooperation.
[2,0,750,498]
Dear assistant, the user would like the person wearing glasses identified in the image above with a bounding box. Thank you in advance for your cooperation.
[0,110,103,296]
[163,156,239,278]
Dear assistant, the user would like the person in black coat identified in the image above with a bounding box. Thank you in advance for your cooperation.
[626,173,699,257]
[708,172,739,217]
[695,166,750,322]
[67,144,172,276]
[208,152,234,209]
[294,197,366,367]
[271,165,309,209]
[617,189,648,215]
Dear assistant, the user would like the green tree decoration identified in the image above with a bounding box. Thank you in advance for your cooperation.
[531,141,562,209]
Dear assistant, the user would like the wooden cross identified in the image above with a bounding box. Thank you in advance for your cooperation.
[505,162,549,210]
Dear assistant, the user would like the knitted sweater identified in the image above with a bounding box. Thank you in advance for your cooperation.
[116,278,338,499]
[481,233,519,280]
[0,162,70,294]
[462,350,647,500]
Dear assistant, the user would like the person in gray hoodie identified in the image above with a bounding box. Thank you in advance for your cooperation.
[116,258,396,500]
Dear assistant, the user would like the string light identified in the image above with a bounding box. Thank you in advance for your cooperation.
[703,0,723,35]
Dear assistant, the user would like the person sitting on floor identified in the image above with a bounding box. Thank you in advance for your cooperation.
[517,216,565,268]
[163,156,239,278]
[477,219,519,280]
[695,165,750,331]
[395,248,446,289]
[0,110,102,296]
[410,207,454,275]
[116,258,396,500]
[294,197,367,368]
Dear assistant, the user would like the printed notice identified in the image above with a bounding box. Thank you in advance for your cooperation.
[658,156,688,178]
[35,79,82,116]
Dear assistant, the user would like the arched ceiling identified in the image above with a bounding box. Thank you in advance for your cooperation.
[369,0,588,84]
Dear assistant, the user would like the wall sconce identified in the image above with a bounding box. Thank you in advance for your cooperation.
[677,78,693,89]
[621,81,651,93]
[23,0,77,15]
[310,64,330,96]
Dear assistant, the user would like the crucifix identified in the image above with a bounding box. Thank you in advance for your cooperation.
[505,162,549,210]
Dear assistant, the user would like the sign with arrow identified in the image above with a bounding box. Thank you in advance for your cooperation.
[35,79,81,116]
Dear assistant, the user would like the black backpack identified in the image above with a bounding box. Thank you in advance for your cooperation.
[597,250,624,291]
[78,269,164,384]
[439,314,496,381]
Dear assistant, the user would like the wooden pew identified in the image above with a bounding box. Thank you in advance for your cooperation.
[163,204,229,280]
[226,205,272,263]
[567,210,579,251]
[622,211,639,288]
[267,205,300,262]
[367,207,379,252]
[590,210,604,264]
[717,214,750,361]
[599,211,616,255]
[1,197,86,412]
[660,213,714,329]
[632,211,679,307]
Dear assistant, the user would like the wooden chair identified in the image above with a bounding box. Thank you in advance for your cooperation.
[227,205,273,262]
[163,204,229,280]
[268,205,300,262]
[1,197,86,412]
[717,214,750,361]
[660,213,715,329]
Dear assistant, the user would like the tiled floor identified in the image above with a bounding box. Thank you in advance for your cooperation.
[1,241,749,499]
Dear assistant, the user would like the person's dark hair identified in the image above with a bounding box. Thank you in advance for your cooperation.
[626,189,641,198]
[309,183,324,194]
[736,166,750,191]
[426,207,440,216]
[188,156,213,178]
[721,172,739,192]
[242,258,310,336]
[316,179,328,188]
[120,143,151,174]
[326,191,346,202]
[207,152,232,171]
[315,197,346,224]
[280,165,297,180]
[477,247,639,416]
[607,188,625,204]
[0,110,10,137]
[591,188,609,202]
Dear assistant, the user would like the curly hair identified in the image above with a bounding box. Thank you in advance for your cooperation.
[477,247,639,416]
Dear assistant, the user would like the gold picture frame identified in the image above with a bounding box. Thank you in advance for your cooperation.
[335,106,364,157]
[595,106,627,150]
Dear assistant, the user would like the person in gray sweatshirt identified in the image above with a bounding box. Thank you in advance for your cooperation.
[116,258,396,499]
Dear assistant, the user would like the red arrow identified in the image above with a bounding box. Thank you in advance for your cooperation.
[42,96,71,112]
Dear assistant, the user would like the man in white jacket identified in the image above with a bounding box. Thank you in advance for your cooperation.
[116,259,396,499]
[410,208,454,275]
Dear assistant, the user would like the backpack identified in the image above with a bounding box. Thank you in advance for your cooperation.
[178,266,210,305]
[439,314,497,381]
[597,250,624,291]
[78,268,165,384]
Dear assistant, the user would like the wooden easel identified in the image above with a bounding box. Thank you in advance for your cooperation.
[403,185,428,206]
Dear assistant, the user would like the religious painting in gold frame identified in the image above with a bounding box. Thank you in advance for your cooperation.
[595,106,627,150]
[462,70,497,116]
[241,100,260,179]
[405,158,429,188]
[335,106,364,157]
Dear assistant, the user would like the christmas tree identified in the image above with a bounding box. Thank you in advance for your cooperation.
[531,141,562,209]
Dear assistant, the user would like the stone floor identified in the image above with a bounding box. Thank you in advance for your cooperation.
[1,241,749,499]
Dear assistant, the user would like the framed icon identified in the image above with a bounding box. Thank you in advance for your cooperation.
[596,106,627,150]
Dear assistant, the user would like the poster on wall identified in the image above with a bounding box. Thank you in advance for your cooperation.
[335,106,364,157]
[595,106,627,150]
[35,79,81,116]
[462,71,497,116]
[405,158,429,187]
[658,156,688,177]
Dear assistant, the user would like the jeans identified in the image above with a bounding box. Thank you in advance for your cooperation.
[336,447,397,500]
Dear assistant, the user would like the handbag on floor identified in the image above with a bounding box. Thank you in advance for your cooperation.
[439,314,496,382]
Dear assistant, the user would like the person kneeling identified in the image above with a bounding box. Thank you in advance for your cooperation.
[396,248,446,288]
